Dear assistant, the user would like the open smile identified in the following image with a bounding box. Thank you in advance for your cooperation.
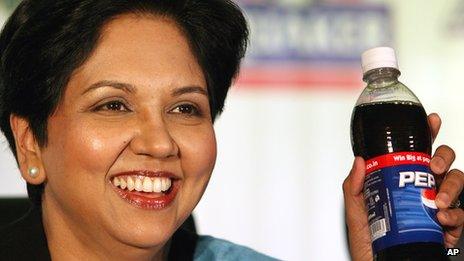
[110,171,180,210]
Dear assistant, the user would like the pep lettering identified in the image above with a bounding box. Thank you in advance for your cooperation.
[399,171,435,188]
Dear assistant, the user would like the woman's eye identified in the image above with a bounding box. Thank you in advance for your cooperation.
[172,104,201,116]
[95,101,129,112]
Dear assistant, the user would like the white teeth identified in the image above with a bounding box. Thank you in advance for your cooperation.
[113,177,120,187]
[114,176,173,192]
[161,178,167,192]
[127,177,135,191]
[135,179,143,192]
[165,178,171,192]
[120,178,127,189]
[153,178,162,193]
[143,177,153,192]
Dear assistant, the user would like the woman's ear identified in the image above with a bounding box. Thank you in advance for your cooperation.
[9,114,46,185]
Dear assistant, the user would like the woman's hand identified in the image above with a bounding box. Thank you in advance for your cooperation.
[343,113,464,261]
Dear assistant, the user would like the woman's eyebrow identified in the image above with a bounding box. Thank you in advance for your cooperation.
[171,86,208,97]
[82,80,137,95]
[82,81,207,97]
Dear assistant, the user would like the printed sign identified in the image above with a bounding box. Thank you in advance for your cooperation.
[236,1,393,88]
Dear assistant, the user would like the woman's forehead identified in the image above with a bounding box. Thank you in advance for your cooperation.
[67,14,206,97]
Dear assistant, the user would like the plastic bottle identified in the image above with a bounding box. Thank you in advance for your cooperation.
[351,47,446,260]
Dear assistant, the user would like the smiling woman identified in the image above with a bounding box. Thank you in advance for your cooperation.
[0,0,277,260]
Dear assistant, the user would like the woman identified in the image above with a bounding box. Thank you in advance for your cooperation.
[0,1,463,261]
[0,0,277,260]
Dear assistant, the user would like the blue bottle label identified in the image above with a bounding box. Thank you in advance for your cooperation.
[364,152,443,254]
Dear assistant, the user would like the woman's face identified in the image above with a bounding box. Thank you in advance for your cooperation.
[40,14,216,250]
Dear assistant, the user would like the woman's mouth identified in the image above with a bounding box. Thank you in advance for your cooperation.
[110,171,180,210]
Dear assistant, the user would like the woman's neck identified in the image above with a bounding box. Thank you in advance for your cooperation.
[41,197,169,261]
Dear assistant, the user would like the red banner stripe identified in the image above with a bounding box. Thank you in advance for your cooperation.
[235,66,363,90]
[365,152,431,175]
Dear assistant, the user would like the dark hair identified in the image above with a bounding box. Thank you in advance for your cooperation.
[0,0,248,205]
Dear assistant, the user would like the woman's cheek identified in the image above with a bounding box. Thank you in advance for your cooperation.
[72,127,133,173]
[46,118,130,176]
[177,125,217,178]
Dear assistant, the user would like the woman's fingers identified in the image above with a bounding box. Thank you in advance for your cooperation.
[427,113,441,142]
[437,208,464,247]
[427,113,442,143]
[344,157,365,196]
[343,157,373,261]
[436,169,464,209]
[430,145,456,176]
[438,208,464,227]
[343,157,367,227]
[426,116,464,247]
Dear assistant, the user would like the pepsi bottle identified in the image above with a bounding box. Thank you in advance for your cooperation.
[350,47,447,260]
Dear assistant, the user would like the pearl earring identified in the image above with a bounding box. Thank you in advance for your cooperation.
[28,167,39,178]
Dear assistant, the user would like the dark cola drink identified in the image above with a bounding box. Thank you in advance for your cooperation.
[350,47,447,260]
[352,102,430,159]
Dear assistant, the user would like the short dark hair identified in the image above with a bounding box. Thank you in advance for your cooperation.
[0,0,248,205]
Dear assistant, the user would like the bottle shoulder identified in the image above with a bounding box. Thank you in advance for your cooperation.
[355,81,421,106]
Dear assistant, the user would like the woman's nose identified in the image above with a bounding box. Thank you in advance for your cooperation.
[129,117,179,159]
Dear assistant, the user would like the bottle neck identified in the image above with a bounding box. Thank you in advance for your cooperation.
[363,67,401,87]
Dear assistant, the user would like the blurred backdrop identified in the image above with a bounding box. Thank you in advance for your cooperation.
[1,0,464,260]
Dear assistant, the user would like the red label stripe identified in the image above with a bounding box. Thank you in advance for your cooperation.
[365,152,431,175]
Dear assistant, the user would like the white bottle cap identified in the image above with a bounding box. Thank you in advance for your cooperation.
[361,47,399,74]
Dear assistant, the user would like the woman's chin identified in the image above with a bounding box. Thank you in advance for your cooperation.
[101,189,182,249]
[110,219,178,249]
